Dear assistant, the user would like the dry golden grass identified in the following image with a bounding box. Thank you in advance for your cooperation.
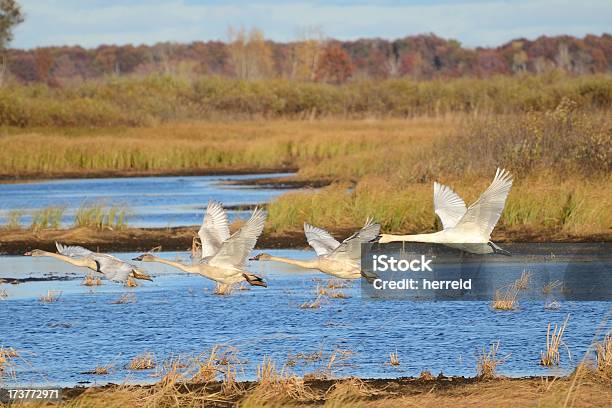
[476,341,508,379]
[2,101,610,240]
[514,271,531,291]
[324,377,376,403]
[84,363,113,375]
[125,277,138,287]
[247,356,316,403]
[327,279,349,289]
[39,290,62,303]
[593,333,612,379]
[328,290,350,299]
[540,315,570,366]
[0,289,7,300]
[492,286,520,311]
[82,274,103,286]
[543,280,563,295]
[300,294,326,309]
[418,370,435,380]
[127,352,156,370]
[389,351,400,366]
[0,347,19,378]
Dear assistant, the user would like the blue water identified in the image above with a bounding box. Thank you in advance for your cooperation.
[0,173,295,228]
[0,250,609,387]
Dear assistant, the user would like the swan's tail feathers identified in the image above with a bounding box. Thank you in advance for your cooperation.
[489,241,511,256]
[132,267,153,281]
[243,273,267,287]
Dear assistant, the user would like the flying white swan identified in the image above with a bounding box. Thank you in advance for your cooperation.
[192,200,230,262]
[250,218,381,280]
[378,168,513,254]
[133,207,267,291]
[24,243,153,285]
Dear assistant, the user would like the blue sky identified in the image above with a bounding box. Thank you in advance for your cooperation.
[12,0,612,49]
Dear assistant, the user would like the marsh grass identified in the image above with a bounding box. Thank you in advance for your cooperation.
[476,341,509,379]
[125,277,138,287]
[128,352,156,370]
[82,274,103,286]
[540,315,571,366]
[514,271,531,291]
[419,370,435,380]
[0,289,7,300]
[4,210,24,230]
[492,286,520,311]
[593,333,611,379]
[324,377,375,402]
[30,206,65,231]
[389,350,400,366]
[543,280,563,295]
[328,290,350,299]
[39,290,62,302]
[74,203,130,230]
[246,356,315,403]
[327,279,349,289]
[0,347,19,378]
[84,362,114,375]
[492,271,533,310]
[300,294,326,309]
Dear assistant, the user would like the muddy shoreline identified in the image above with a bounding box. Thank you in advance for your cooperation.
[46,374,611,407]
[0,167,299,184]
[0,226,610,255]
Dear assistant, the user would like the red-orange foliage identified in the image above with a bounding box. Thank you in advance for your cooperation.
[315,43,354,84]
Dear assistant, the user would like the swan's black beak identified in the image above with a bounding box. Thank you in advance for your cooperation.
[132,255,144,261]
[249,254,262,261]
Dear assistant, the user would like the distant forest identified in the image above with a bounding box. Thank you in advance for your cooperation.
[6,32,612,84]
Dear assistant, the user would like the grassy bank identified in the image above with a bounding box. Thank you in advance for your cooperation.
[3,338,610,407]
[1,74,611,127]
[0,116,452,178]
[0,81,610,240]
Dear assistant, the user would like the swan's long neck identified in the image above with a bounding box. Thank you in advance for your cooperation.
[385,231,444,243]
[147,256,199,274]
[266,256,319,270]
[37,251,93,269]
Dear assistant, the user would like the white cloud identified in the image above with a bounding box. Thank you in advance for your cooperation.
[11,0,612,49]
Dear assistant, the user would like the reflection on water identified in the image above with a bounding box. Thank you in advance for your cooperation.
[0,173,295,228]
[0,249,609,387]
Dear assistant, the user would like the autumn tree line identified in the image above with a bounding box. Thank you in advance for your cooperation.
[3,28,612,86]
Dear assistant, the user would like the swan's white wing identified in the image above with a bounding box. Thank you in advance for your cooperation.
[197,201,230,259]
[304,223,341,256]
[433,182,467,230]
[56,242,93,258]
[328,217,381,262]
[454,168,513,239]
[208,207,266,268]
[94,255,133,282]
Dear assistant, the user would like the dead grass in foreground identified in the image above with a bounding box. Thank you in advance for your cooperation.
[14,374,611,407]
[476,341,509,379]
[127,352,156,371]
[39,290,62,303]
[82,274,103,286]
[540,315,571,366]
